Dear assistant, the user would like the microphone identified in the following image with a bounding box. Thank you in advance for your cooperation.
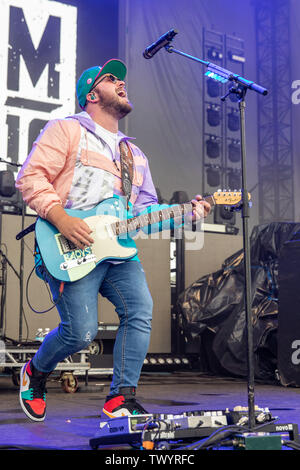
[143,29,178,59]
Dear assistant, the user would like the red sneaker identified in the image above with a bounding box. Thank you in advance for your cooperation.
[19,360,48,422]
[102,387,149,418]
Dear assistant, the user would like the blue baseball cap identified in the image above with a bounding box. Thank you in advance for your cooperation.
[76,58,127,108]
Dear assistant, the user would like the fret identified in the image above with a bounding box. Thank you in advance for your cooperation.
[109,196,213,236]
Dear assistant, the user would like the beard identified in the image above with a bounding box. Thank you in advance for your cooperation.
[97,89,133,119]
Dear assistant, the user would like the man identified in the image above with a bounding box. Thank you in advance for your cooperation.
[16,59,211,422]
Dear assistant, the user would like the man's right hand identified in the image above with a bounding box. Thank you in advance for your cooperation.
[46,205,94,249]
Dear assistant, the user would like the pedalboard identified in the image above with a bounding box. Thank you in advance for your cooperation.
[89,407,299,450]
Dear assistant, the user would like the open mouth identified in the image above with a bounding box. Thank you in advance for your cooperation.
[117,88,127,98]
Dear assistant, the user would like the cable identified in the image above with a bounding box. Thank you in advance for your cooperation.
[25,264,64,314]
[176,424,249,450]
[282,440,300,451]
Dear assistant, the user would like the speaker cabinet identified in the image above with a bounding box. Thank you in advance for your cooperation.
[278,240,300,386]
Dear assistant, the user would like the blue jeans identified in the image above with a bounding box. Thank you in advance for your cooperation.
[32,260,153,395]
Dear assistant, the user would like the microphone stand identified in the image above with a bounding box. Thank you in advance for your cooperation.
[164,43,268,430]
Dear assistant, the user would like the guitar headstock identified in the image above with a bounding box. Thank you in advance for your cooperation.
[212,190,251,206]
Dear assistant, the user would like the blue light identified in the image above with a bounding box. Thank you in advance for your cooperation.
[205,71,228,84]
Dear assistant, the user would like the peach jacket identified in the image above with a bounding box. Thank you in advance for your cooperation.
[15,112,158,219]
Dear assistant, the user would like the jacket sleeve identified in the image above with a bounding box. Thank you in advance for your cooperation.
[15,119,72,219]
[132,157,158,214]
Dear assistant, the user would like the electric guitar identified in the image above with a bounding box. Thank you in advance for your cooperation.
[34,191,250,282]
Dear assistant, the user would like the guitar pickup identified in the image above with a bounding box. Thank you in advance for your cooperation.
[56,234,77,254]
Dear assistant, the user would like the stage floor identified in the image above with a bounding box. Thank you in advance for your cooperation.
[1,370,300,451]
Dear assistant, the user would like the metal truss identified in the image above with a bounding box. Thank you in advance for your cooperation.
[255,0,294,223]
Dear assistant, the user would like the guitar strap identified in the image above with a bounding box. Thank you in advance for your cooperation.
[119,140,134,209]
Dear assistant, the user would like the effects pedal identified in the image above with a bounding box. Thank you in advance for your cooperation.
[89,407,274,450]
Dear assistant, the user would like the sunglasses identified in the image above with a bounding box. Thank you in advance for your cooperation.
[90,74,123,91]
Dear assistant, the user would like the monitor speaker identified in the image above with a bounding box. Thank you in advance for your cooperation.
[278,239,300,386]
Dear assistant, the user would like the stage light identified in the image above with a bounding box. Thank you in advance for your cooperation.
[207,78,220,97]
[149,357,157,364]
[228,140,241,163]
[158,357,165,364]
[228,51,246,63]
[205,70,228,84]
[174,358,181,364]
[228,109,240,131]
[207,47,223,61]
[228,169,241,189]
[206,136,220,159]
[207,104,221,127]
[166,358,174,364]
[206,165,221,187]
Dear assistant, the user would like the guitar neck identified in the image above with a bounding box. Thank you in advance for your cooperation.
[114,195,215,235]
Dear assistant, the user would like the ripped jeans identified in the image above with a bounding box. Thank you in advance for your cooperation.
[32,260,153,395]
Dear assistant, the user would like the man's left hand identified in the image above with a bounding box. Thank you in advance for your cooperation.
[191,194,211,220]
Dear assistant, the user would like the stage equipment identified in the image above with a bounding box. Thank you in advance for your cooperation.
[206,136,220,159]
[0,340,90,393]
[278,238,300,387]
[0,167,22,215]
[255,0,294,223]
[143,29,178,59]
[227,108,240,131]
[143,30,268,431]
[89,407,299,450]
[207,78,220,98]
[213,205,236,226]
[207,47,223,61]
[227,168,241,190]
[206,164,221,187]
[228,140,241,163]
[207,104,221,127]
